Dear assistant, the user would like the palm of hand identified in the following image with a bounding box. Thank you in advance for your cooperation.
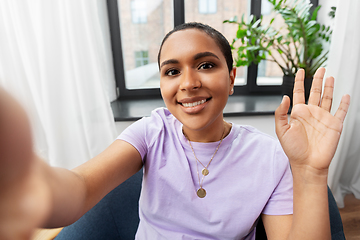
[0,89,51,240]
[275,68,350,172]
[281,104,343,171]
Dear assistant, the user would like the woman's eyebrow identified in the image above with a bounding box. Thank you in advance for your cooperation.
[160,52,219,69]
[160,59,179,69]
[194,52,220,61]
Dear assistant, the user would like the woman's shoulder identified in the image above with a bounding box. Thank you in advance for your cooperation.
[144,107,177,129]
[122,107,178,140]
[117,108,178,157]
[228,123,289,173]
[227,123,285,158]
[129,107,174,127]
[231,123,278,143]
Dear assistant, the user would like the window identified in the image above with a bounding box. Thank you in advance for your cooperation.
[107,0,317,99]
[135,51,149,67]
[199,0,217,14]
[131,0,147,24]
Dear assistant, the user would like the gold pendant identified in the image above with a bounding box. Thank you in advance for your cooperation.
[201,168,209,176]
[197,188,206,198]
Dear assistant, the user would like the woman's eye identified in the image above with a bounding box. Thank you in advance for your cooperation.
[165,69,180,76]
[198,62,214,70]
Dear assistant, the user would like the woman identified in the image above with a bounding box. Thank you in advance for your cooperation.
[0,22,350,239]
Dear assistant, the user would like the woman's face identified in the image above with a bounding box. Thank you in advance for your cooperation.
[159,29,235,136]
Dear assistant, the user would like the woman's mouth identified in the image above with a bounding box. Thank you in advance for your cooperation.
[177,97,211,114]
[181,99,207,108]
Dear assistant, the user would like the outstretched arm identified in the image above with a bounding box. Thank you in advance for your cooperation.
[0,88,143,239]
[265,68,350,240]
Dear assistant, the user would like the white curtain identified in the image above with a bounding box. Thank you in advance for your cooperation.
[326,0,360,207]
[0,0,118,169]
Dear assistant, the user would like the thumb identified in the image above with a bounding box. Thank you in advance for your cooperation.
[275,95,290,138]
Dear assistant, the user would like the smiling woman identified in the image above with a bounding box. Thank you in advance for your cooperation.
[0,21,350,240]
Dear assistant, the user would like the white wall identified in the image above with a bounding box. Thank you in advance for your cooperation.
[318,0,338,25]
[317,0,338,52]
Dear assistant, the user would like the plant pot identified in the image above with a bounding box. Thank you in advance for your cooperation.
[282,75,313,105]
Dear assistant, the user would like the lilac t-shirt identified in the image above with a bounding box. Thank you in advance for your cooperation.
[118,108,293,240]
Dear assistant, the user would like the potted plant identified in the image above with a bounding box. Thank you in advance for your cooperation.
[224,0,332,102]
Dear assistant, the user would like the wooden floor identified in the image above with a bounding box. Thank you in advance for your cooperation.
[339,194,360,240]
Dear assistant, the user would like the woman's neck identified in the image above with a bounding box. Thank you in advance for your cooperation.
[182,119,232,143]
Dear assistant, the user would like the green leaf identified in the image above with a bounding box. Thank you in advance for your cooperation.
[267,39,274,48]
[311,6,321,20]
[268,30,278,37]
[270,17,275,25]
[252,19,261,28]
[305,20,318,31]
[248,15,254,24]
[250,37,256,45]
[246,46,261,51]
[236,28,247,39]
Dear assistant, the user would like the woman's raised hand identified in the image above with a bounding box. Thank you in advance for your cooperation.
[275,68,350,174]
[0,89,51,240]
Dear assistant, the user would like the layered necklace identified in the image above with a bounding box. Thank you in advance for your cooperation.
[184,123,226,198]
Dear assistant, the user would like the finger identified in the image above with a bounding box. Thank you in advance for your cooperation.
[293,69,305,106]
[308,67,325,106]
[275,95,290,138]
[334,94,350,123]
[320,76,334,112]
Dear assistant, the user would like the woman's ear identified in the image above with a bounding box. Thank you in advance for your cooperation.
[229,67,236,95]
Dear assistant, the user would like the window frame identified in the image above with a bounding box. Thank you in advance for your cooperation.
[106,0,317,100]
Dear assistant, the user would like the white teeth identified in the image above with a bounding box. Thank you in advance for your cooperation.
[182,99,206,107]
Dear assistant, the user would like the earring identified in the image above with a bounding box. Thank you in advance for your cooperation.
[230,88,234,94]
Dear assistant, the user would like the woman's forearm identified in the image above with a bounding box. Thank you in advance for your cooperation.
[288,165,331,240]
[37,158,88,228]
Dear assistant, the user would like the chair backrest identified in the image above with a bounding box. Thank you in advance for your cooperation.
[56,169,345,240]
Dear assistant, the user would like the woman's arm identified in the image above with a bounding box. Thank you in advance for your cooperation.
[43,140,143,228]
[0,88,142,239]
[264,68,350,240]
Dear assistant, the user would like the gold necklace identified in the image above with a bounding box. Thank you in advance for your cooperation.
[184,123,226,198]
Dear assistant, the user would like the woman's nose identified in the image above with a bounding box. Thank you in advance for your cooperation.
[179,69,201,91]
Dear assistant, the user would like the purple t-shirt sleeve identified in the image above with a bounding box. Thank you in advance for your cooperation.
[117,117,148,160]
[117,112,164,161]
[262,144,293,215]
